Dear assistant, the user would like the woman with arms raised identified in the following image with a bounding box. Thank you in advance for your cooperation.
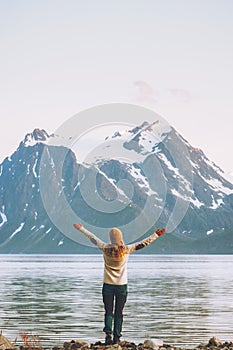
[73,223,166,345]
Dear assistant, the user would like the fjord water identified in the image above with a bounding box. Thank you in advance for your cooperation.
[1,255,233,348]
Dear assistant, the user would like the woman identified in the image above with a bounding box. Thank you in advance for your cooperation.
[73,223,165,345]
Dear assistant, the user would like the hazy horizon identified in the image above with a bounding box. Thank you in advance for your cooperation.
[0,1,232,173]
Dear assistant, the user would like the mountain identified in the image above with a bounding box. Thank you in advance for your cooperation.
[0,125,233,254]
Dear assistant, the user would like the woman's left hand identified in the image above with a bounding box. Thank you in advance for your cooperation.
[73,223,83,230]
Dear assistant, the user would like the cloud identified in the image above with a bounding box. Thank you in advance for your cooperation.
[167,88,192,103]
[133,80,158,105]
[133,81,193,106]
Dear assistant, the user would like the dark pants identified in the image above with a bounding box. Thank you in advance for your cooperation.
[102,283,128,338]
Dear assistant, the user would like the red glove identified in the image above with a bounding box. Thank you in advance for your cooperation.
[156,228,166,236]
[73,223,83,230]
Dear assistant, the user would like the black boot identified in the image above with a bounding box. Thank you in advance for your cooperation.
[113,335,120,344]
[105,333,113,345]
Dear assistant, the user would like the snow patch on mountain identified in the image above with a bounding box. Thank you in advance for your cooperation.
[126,163,158,196]
[210,195,223,209]
[204,177,233,195]
[204,157,226,178]
[96,165,131,203]
[58,239,64,246]
[171,188,204,208]
[32,158,38,178]
[158,153,193,192]
[190,160,200,170]
[9,223,25,239]
[190,155,233,195]
[0,207,7,228]
[104,120,171,156]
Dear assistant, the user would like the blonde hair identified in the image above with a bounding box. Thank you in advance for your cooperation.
[104,245,126,258]
[109,228,123,245]
[104,228,126,258]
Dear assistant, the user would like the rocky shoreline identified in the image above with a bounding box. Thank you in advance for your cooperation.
[1,334,233,350]
[57,337,233,350]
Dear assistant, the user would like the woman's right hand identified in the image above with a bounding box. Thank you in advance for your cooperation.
[156,228,166,236]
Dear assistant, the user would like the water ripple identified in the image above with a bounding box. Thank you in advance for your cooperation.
[1,255,233,347]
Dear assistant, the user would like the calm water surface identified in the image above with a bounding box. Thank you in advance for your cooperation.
[1,255,233,348]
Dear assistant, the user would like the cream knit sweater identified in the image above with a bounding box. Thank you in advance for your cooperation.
[78,226,159,285]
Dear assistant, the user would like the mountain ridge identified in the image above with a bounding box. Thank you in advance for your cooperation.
[0,125,233,254]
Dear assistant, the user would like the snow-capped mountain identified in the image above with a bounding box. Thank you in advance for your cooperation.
[23,128,50,146]
[0,125,233,254]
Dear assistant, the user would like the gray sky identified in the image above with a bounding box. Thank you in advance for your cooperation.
[0,0,232,173]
